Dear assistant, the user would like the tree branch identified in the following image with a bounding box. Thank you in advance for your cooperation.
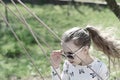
[105,0,120,20]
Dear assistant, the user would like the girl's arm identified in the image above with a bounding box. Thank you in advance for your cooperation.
[51,60,70,80]
[51,67,61,80]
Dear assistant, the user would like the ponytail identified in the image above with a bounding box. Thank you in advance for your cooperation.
[86,26,120,58]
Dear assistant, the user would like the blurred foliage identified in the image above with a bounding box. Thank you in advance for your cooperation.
[3,0,48,4]
[0,3,120,80]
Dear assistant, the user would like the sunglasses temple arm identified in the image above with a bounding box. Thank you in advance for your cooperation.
[61,54,66,57]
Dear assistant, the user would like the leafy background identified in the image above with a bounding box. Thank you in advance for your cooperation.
[0,1,120,80]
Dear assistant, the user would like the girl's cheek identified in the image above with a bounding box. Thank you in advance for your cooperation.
[74,58,80,64]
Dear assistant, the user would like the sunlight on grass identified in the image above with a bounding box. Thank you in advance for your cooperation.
[0,3,120,80]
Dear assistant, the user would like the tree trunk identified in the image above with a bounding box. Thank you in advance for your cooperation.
[30,0,34,8]
[105,0,120,20]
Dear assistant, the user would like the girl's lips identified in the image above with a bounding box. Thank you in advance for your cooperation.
[69,61,74,63]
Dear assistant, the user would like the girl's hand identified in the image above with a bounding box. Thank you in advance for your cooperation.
[50,50,62,69]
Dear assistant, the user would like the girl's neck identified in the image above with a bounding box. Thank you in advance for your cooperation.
[81,55,94,66]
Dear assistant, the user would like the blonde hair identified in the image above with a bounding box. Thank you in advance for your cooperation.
[62,26,120,58]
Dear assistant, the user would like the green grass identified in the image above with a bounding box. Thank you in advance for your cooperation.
[0,3,120,80]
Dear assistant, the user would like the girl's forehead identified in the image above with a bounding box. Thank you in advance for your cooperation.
[61,41,79,52]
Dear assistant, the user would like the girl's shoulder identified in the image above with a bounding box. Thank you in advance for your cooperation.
[90,58,108,70]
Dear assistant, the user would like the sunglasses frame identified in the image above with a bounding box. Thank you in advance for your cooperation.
[62,46,84,59]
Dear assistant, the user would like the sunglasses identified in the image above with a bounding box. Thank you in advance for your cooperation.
[62,47,84,59]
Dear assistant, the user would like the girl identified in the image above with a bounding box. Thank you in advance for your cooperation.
[50,26,120,80]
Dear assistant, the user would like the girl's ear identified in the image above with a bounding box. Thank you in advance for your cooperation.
[84,46,89,54]
[84,46,89,50]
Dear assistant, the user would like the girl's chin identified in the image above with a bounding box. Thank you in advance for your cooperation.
[70,62,77,65]
[70,62,81,66]
[69,61,80,65]
[69,61,75,64]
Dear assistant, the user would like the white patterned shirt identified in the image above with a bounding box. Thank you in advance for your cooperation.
[51,58,109,80]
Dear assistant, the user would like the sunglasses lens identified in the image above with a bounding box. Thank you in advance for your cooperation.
[63,52,74,59]
[67,55,74,59]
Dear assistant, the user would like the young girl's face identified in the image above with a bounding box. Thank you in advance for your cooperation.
[61,40,88,65]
